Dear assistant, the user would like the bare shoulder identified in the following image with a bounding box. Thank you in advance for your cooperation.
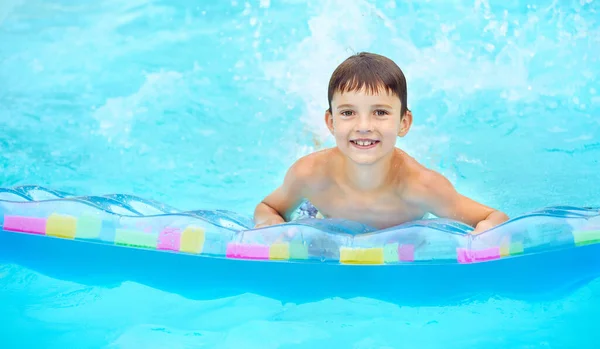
[285,148,335,191]
[396,151,454,203]
[288,148,329,177]
[394,151,503,227]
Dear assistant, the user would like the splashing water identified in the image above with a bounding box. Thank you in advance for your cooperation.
[0,1,599,347]
[1,0,598,216]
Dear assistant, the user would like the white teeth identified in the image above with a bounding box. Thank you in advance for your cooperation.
[355,140,374,146]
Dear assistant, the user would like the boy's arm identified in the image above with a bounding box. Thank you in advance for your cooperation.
[253,159,311,228]
[409,170,509,234]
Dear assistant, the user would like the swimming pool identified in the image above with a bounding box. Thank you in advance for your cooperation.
[1,0,599,347]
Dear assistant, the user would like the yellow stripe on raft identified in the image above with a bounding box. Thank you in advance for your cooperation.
[180,226,205,254]
[46,213,77,239]
[269,243,290,260]
[500,237,511,257]
[499,236,524,257]
[340,247,384,265]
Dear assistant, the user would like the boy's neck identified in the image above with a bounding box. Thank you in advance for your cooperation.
[341,150,400,192]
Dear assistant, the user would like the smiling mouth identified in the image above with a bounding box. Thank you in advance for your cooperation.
[350,139,380,149]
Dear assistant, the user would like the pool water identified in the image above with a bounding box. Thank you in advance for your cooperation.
[1,0,599,347]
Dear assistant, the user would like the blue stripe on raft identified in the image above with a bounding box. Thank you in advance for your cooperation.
[2,230,600,305]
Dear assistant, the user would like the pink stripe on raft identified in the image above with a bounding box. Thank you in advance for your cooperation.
[226,243,269,260]
[456,248,472,263]
[3,216,47,235]
[398,244,414,261]
[157,227,181,251]
[472,247,501,261]
[457,247,501,263]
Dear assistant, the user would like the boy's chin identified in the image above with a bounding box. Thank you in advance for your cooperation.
[336,144,394,165]
[344,152,385,166]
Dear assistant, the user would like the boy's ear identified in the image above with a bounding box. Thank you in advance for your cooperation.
[398,109,413,137]
[325,109,334,134]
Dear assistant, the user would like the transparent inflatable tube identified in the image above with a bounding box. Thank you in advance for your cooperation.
[1,186,600,303]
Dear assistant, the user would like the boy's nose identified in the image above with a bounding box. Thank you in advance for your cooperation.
[355,115,374,132]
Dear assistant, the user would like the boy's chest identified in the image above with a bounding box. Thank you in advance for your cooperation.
[308,188,426,229]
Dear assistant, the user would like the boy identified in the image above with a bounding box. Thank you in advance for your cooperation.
[254,52,508,234]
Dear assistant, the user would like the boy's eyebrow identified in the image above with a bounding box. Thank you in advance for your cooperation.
[371,104,393,109]
[336,104,394,109]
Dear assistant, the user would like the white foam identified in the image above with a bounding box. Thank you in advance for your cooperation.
[261,0,384,144]
[92,71,184,145]
[0,0,23,26]
[260,0,599,153]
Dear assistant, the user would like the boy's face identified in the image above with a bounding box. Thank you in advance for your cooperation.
[325,87,411,165]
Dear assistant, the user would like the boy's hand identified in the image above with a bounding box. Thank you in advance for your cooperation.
[471,219,495,235]
[253,155,314,230]
[471,210,509,235]
[409,169,509,232]
[254,216,286,229]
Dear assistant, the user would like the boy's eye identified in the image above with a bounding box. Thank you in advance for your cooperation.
[374,110,389,116]
[340,110,354,117]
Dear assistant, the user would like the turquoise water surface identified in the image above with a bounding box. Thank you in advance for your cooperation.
[1,0,599,347]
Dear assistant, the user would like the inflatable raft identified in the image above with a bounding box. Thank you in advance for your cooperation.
[1,185,600,303]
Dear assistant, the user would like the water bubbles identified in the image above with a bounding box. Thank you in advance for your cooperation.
[499,21,508,36]
[242,2,252,16]
[548,125,566,132]
[440,24,455,34]
[31,59,44,73]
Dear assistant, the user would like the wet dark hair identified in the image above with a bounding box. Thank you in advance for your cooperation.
[327,52,408,117]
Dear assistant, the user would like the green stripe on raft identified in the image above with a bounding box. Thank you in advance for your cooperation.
[384,243,399,263]
[115,229,158,248]
[499,236,524,257]
[510,241,524,255]
[289,242,308,260]
[75,215,102,239]
[573,230,600,246]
